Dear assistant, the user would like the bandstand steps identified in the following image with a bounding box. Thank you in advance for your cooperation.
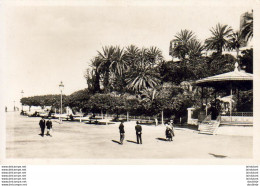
[199,121,220,135]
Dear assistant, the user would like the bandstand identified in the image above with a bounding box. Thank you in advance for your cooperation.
[189,62,253,135]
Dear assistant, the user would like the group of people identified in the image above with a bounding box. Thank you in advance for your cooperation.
[39,117,53,137]
[119,121,142,145]
[118,119,175,145]
[38,117,174,142]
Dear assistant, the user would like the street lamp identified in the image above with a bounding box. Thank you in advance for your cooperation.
[21,90,24,111]
[59,81,64,123]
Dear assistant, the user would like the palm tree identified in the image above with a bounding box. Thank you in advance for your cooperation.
[173,29,195,44]
[141,88,158,102]
[109,46,127,76]
[85,57,102,93]
[97,46,116,91]
[126,60,161,93]
[109,47,128,92]
[125,45,141,67]
[187,39,204,59]
[228,31,246,59]
[241,12,253,42]
[146,46,163,65]
[205,23,233,54]
[169,29,195,59]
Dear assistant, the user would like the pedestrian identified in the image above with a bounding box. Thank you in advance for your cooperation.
[119,122,125,144]
[165,124,174,141]
[135,121,142,144]
[154,115,158,126]
[39,117,46,137]
[46,119,53,137]
[169,119,174,129]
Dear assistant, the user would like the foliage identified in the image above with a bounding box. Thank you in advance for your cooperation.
[239,49,253,73]
[241,12,253,42]
[66,89,91,112]
[24,13,253,120]
[85,58,101,93]
[159,54,235,85]
[85,45,163,94]
[237,90,253,112]
[21,95,67,109]
[126,61,161,93]
[169,29,203,60]
[207,53,236,75]
[205,23,233,54]
[228,31,246,58]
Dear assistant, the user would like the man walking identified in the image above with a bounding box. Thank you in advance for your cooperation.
[46,119,53,137]
[119,122,125,144]
[135,121,142,144]
[39,117,46,137]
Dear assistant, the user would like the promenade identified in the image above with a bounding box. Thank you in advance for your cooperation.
[6,112,252,159]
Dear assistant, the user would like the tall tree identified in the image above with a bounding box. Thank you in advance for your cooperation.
[126,60,161,93]
[125,47,163,93]
[241,12,253,42]
[228,31,246,59]
[169,29,195,60]
[97,46,116,92]
[205,23,233,55]
[109,47,127,76]
[125,45,141,68]
[85,57,101,93]
[239,49,253,73]
[187,39,204,59]
[146,46,164,65]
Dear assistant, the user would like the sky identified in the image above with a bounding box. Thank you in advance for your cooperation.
[0,1,253,109]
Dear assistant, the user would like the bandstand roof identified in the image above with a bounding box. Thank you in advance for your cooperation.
[195,62,253,90]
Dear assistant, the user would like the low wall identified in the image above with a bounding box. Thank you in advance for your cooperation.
[221,116,253,123]
[187,119,198,125]
[216,125,253,136]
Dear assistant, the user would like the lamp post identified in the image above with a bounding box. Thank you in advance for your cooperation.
[21,90,24,111]
[59,81,64,124]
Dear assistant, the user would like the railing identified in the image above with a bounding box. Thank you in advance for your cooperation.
[220,112,253,117]
[91,113,169,123]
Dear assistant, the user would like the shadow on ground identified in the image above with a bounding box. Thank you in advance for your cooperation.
[156,138,167,141]
[111,140,121,144]
[126,140,137,144]
[209,153,227,158]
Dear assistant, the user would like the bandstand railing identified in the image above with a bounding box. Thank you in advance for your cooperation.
[220,112,253,117]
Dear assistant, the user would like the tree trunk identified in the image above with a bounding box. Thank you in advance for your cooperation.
[236,48,239,59]
[94,70,101,92]
[161,110,164,125]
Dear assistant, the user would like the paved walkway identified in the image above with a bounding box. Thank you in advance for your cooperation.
[6,112,252,159]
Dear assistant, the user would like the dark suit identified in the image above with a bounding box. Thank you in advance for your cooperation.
[119,123,125,144]
[39,119,46,136]
[46,120,52,136]
[135,124,142,144]
[46,120,52,129]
